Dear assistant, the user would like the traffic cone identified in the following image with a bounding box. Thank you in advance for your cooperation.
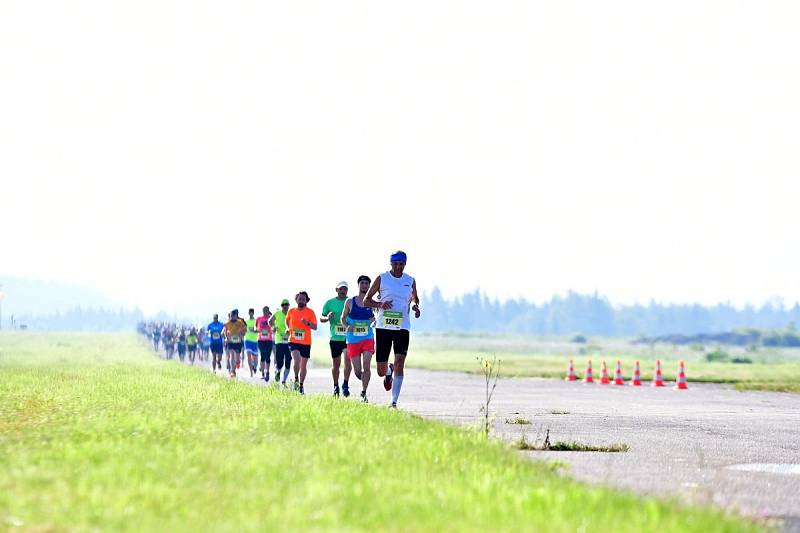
[599,361,611,384]
[630,360,642,386]
[613,360,625,385]
[674,361,688,390]
[583,360,594,383]
[652,359,665,387]
[565,359,577,381]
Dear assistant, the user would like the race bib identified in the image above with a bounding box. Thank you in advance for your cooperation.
[353,322,369,337]
[260,329,271,337]
[382,311,403,330]
[334,325,347,337]
[212,333,221,340]
[293,329,305,341]
[230,334,242,343]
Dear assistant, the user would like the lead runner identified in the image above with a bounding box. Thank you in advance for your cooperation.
[363,250,420,408]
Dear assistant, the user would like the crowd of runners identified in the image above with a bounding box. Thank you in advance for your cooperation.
[139,251,420,407]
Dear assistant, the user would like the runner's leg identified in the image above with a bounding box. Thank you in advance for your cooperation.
[291,349,301,388]
[361,350,373,402]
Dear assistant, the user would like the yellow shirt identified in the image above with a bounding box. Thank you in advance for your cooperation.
[223,319,247,343]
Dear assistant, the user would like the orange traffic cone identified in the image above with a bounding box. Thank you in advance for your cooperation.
[599,361,611,384]
[613,360,625,385]
[652,359,665,387]
[583,360,594,383]
[630,360,642,386]
[565,359,577,381]
[674,361,688,390]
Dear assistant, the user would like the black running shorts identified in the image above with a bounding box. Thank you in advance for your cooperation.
[375,328,409,363]
[290,344,311,358]
[329,340,347,358]
[228,342,243,353]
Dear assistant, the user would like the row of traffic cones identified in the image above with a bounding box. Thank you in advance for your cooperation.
[565,359,688,389]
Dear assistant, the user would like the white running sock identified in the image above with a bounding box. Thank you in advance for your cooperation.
[391,375,403,404]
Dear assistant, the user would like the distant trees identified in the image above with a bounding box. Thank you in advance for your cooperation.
[14,307,144,332]
[13,289,800,338]
[416,289,800,337]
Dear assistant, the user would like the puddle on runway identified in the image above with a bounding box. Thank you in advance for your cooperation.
[726,463,800,475]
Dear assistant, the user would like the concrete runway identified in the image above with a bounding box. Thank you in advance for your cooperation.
[208,357,800,530]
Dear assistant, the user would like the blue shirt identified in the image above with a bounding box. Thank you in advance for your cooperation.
[345,297,374,344]
[207,321,224,344]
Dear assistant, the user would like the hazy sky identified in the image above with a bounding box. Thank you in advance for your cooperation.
[2,1,799,315]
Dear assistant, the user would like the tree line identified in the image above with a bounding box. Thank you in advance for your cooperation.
[9,289,800,337]
[416,288,800,337]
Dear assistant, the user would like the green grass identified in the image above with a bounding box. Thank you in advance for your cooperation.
[0,332,760,532]
[514,435,629,453]
[411,335,800,393]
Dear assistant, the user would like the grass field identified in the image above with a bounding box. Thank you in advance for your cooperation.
[411,334,800,393]
[0,332,762,532]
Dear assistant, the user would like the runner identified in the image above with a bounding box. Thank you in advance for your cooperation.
[186,327,198,364]
[197,326,207,362]
[285,291,317,395]
[152,324,161,351]
[321,281,351,397]
[225,312,232,372]
[223,309,247,378]
[244,308,259,377]
[163,326,175,360]
[270,299,291,386]
[176,328,187,362]
[256,306,273,381]
[363,251,420,408]
[341,275,376,403]
[207,313,225,373]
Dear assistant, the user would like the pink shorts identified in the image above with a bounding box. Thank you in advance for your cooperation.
[347,338,375,359]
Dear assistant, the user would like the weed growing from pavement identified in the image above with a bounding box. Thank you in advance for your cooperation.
[515,433,629,453]
[505,416,531,425]
[478,355,500,438]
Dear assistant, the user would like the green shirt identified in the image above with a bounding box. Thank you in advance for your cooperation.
[273,310,289,343]
[244,318,259,342]
[322,297,347,341]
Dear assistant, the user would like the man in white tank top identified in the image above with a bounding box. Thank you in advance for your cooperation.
[363,250,420,408]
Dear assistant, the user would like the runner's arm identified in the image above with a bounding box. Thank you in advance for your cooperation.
[306,311,318,330]
[340,299,351,327]
[363,275,390,309]
[411,279,421,318]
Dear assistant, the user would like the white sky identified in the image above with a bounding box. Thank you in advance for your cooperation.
[1,0,799,315]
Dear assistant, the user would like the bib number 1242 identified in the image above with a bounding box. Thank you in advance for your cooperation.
[383,311,403,330]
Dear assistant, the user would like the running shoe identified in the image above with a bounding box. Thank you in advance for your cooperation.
[383,363,394,391]
[299,384,305,395]
[342,381,350,398]
[333,385,340,397]
[360,391,368,403]
[293,380,300,392]
[389,401,397,409]
[274,370,280,382]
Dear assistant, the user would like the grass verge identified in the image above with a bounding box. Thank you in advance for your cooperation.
[411,347,800,393]
[0,332,760,532]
